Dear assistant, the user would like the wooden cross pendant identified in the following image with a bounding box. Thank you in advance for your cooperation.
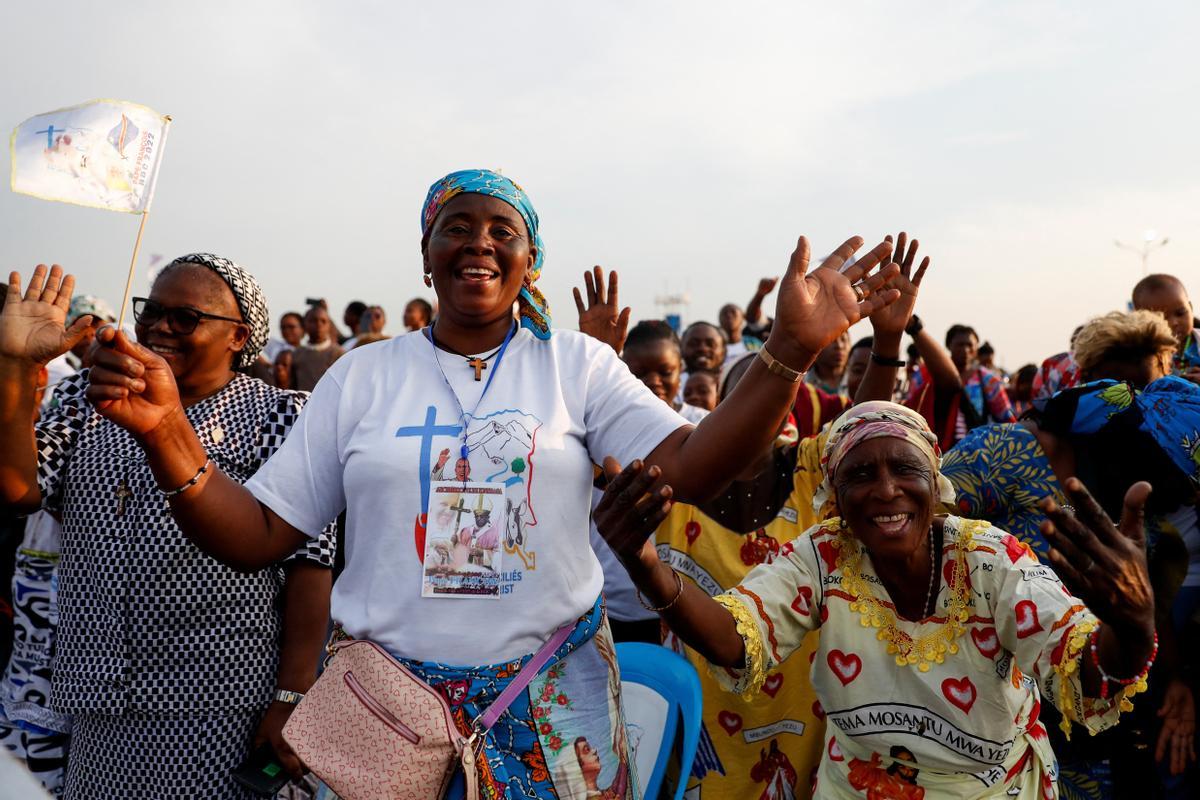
[115,479,134,517]
[467,357,487,382]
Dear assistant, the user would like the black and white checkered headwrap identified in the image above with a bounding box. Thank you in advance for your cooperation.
[159,253,269,369]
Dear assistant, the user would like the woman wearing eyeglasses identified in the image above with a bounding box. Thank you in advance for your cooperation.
[0,255,335,799]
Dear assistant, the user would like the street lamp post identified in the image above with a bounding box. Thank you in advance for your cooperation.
[1115,230,1169,276]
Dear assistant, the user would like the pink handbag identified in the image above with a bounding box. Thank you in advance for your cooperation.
[283,624,574,800]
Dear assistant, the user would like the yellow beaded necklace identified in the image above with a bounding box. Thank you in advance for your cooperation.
[830,517,979,672]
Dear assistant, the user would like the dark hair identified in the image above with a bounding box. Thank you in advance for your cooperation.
[944,324,978,347]
[1015,363,1038,383]
[907,343,920,361]
[345,300,368,316]
[625,320,681,353]
[681,321,722,340]
[407,298,434,319]
[1132,273,1186,307]
[280,311,302,326]
[978,341,995,356]
[850,336,874,354]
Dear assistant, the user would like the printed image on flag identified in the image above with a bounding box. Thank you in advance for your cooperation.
[10,99,169,213]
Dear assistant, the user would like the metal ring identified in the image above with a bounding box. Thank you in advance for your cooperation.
[853,284,867,303]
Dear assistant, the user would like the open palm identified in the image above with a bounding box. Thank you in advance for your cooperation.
[768,236,901,365]
[1,266,96,365]
[870,232,930,336]
[573,266,631,354]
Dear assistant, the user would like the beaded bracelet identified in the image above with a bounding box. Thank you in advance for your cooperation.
[637,570,685,612]
[1088,624,1158,699]
[161,457,213,498]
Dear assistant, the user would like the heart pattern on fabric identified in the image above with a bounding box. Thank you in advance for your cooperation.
[685,521,702,547]
[791,586,813,617]
[943,559,971,593]
[817,540,839,574]
[827,737,844,762]
[762,674,784,698]
[941,676,978,714]
[971,627,1000,659]
[1014,600,1043,639]
[827,650,862,686]
[1003,533,1029,564]
[811,700,826,720]
[717,710,743,735]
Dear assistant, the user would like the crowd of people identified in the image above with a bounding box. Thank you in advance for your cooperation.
[0,168,1197,800]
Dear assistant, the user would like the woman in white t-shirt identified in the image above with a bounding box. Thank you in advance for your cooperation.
[81,169,903,799]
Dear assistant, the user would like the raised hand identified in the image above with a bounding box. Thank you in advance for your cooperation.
[766,237,901,371]
[869,232,930,337]
[1040,479,1155,637]
[1,266,98,365]
[594,457,674,575]
[573,266,631,354]
[755,277,779,299]
[86,326,184,439]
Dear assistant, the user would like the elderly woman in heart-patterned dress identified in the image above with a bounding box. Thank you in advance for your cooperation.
[595,401,1159,799]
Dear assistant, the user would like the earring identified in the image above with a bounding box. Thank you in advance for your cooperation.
[423,274,432,288]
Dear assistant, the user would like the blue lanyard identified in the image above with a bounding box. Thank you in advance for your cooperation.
[424,322,517,463]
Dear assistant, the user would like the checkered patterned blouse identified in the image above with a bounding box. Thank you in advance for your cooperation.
[35,372,336,715]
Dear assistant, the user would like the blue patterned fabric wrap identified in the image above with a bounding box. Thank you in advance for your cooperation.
[420,169,551,340]
[942,423,1063,558]
[1055,376,1200,484]
[391,597,634,799]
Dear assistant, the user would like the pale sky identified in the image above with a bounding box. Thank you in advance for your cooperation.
[3,0,1198,369]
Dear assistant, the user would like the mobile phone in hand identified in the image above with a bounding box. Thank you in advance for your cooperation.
[231,744,291,797]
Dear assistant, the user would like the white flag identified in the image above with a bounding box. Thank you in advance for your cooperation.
[10,98,170,214]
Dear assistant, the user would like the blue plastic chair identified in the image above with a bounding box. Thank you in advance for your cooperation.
[616,642,702,800]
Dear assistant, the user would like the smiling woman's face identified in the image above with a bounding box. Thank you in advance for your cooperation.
[423,193,535,331]
[834,436,937,563]
[138,264,248,381]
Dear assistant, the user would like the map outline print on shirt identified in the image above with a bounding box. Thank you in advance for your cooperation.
[397,405,542,571]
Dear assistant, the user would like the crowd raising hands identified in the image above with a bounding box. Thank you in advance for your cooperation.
[0,168,1197,800]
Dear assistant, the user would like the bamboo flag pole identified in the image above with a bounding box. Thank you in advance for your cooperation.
[114,114,172,332]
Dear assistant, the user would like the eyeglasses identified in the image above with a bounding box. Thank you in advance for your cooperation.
[131,297,244,335]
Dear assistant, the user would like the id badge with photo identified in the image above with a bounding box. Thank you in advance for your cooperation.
[422,481,507,599]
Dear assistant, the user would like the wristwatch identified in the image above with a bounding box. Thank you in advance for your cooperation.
[274,689,305,705]
[905,314,924,337]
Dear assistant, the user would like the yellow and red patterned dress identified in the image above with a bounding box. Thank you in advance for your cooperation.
[710,516,1146,799]
[656,437,828,799]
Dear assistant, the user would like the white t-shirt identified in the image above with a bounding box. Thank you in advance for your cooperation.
[676,403,709,425]
[725,340,749,361]
[246,328,688,663]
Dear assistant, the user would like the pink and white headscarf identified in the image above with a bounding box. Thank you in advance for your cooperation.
[813,401,956,518]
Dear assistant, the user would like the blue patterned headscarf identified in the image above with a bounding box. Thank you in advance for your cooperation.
[1047,375,1200,484]
[420,169,550,339]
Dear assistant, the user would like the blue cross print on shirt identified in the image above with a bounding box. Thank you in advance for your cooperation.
[396,405,543,568]
[395,404,463,521]
[36,125,63,148]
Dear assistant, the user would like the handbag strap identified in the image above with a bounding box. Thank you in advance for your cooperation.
[474,621,575,732]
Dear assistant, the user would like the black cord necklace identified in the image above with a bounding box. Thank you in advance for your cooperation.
[429,324,507,381]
